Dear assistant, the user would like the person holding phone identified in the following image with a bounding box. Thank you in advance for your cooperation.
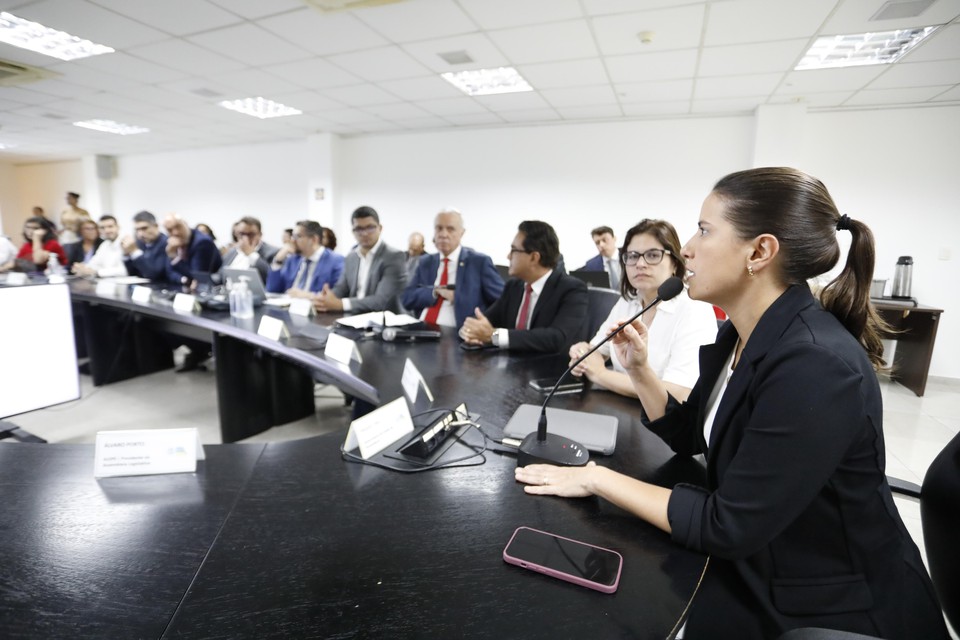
[516,168,947,639]
[567,219,716,402]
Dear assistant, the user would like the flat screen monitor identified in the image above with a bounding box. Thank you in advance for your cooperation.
[0,283,80,419]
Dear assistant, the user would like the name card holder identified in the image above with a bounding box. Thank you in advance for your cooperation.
[401,358,434,404]
[257,315,289,341]
[288,298,314,317]
[5,272,27,285]
[173,293,199,314]
[325,332,362,364]
[131,286,153,304]
[96,280,119,297]
[94,428,205,478]
[343,397,414,460]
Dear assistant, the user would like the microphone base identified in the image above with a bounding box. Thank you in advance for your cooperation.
[516,432,589,468]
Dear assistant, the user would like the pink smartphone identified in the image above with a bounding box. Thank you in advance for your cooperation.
[502,526,623,594]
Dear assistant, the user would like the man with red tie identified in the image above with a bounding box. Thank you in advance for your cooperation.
[460,220,587,353]
[401,208,503,329]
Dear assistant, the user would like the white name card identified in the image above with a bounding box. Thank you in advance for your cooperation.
[173,293,199,314]
[343,397,414,460]
[96,280,119,296]
[325,332,361,364]
[94,428,205,478]
[257,314,288,341]
[5,272,27,285]
[47,274,66,284]
[401,358,434,404]
[288,298,314,317]
[131,285,153,303]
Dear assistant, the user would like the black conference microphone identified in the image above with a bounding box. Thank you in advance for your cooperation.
[381,327,442,342]
[516,276,685,468]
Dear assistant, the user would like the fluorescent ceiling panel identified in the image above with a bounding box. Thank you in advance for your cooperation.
[796,26,940,70]
[0,11,114,61]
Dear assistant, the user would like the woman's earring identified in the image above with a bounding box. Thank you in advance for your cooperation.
[747,265,755,277]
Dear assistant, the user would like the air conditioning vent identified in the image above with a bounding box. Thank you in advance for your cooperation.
[870,0,934,21]
[0,58,59,86]
[302,0,407,13]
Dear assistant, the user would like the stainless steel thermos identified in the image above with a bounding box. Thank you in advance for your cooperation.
[891,256,913,299]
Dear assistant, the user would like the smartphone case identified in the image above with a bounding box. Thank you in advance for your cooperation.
[502,526,622,594]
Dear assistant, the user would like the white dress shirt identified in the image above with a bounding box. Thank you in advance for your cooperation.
[342,239,382,312]
[87,238,128,277]
[419,245,461,327]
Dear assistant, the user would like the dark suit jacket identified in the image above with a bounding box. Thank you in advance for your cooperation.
[645,285,946,640]
[483,269,587,353]
[265,250,343,294]
[64,239,102,267]
[124,233,168,283]
[220,241,280,284]
[401,246,504,328]
[165,230,222,285]
[332,242,406,313]
[580,254,605,271]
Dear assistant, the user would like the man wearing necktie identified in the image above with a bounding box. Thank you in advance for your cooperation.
[460,220,587,353]
[579,225,621,289]
[266,220,344,297]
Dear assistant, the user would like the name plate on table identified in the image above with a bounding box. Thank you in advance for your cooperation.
[257,315,289,341]
[131,285,153,303]
[343,397,414,460]
[5,272,27,285]
[401,358,434,404]
[95,280,120,296]
[325,332,361,364]
[94,428,206,478]
[288,298,314,317]
[173,293,199,314]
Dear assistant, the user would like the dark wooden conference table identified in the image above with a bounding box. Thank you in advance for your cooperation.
[0,281,709,639]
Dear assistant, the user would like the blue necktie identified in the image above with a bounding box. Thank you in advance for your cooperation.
[297,258,312,289]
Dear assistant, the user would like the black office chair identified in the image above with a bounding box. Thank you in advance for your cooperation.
[494,264,510,281]
[775,429,960,640]
[585,287,620,338]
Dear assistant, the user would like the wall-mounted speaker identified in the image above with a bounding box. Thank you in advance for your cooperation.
[95,155,116,180]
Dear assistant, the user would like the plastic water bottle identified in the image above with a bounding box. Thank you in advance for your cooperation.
[229,277,254,319]
[46,253,65,282]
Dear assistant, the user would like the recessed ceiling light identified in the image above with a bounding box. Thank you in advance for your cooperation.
[441,67,533,96]
[0,11,114,61]
[73,119,149,135]
[795,26,940,70]
[218,97,302,119]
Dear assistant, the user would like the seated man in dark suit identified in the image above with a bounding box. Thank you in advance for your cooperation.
[163,214,223,286]
[460,220,587,353]
[121,210,168,282]
[266,220,343,297]
[314,206,406,314]
[220,216,280,284]
[402,208,503,329]
[579,225,621,289]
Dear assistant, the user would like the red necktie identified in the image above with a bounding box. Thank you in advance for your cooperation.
[424,257,448,325]
[516,284,533,330]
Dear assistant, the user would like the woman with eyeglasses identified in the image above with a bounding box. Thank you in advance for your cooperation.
[14,216,66,271]
[567,219,717,401]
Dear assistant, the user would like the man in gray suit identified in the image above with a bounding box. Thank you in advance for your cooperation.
[313,206,407,314]
[219,216,279,284]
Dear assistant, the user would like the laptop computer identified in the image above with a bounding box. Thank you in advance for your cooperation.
[223,267,273,304]
[502,404,618,455]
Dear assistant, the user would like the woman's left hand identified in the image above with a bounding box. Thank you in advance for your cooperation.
[515,462,597,497]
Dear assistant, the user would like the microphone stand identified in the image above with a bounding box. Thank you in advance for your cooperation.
[516,276,684,468]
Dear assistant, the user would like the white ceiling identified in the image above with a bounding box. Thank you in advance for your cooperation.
[0,0,958,163]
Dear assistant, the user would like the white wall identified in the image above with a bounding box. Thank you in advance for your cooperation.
[0,163,16,236]
[0,160,84,234]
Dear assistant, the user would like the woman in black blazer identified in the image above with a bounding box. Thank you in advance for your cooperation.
[516,168,947,639]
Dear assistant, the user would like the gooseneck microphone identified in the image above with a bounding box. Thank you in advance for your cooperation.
[516,276,685,468]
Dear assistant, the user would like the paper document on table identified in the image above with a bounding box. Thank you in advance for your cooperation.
[101,276,152,285]
[336,311,420,329]
[263,296,293,308]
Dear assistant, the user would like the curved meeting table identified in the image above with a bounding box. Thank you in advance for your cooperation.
[0,280,709,639]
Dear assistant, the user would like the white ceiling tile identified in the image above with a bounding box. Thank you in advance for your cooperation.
[355,121,406,133]
[516,59,610,89]
[320,108,386,124]
[445,112,504,126]
[695,73,782,99]
[11,0,168,48]
[258,8,388,56]
[363,102,431,120]
[821,0,960,35]
[128,39,246,76]
[0,86,60,105]
[0,96,28,110]
[472,91,551,111]
[352,0,475,42]
[767,92,854,107]
[620,100,690,116]
[930,85,960,102]
[582,0,693,16]
[156,78,243,101]
[417,97,491,116]
[615,79,693,102]
[498,108,562,123]
[15,78,98,99]
[845,86,954,106]
[269,90,344,112]
[91,0,242,36]
[705,0,837,46]
[328,46,431,82]
[692,97,763,113]
[488,20,599,64]
[699,39,808,77]
[905,24,960,63]
[70,91,159,115]
[207,0,304,20]
[187,23,310,66]
[379,76,464,101]
[777,66,886,94]
[323,83,403,107]
[44,61,141,92]
[213,69,304,97]
[262,59,361,90]
[606,49,698,83]
[591,4,705,55]
[540,85,618,107]
[458,0,582,30]
[402,34,509,72]
[395,116,451,129]
[554,104,623,119]
[68,51,188,84]
[868,60,960,90]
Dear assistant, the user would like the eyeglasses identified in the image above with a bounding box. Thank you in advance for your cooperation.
[508,246,532,256]
[352,224,378,234]
[621,248,672,266]
[236,231,258,238]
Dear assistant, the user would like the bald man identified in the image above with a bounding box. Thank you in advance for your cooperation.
[162,214,222,286]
